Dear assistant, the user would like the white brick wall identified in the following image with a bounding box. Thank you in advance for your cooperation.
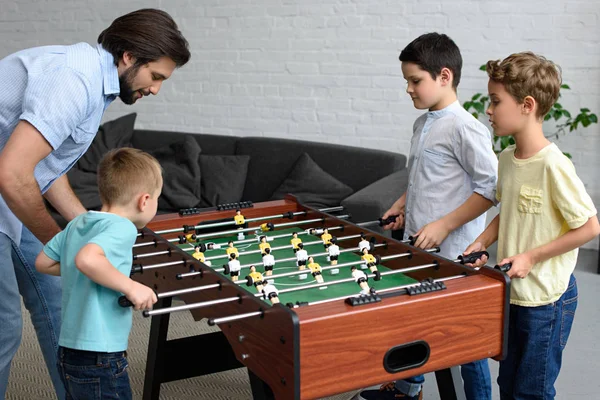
[2,0,599,249]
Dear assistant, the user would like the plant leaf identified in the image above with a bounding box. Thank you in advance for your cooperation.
[561,84,570,89]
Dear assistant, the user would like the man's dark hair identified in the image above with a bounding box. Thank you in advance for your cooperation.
[399,32,462,89]
[98,8,190,67]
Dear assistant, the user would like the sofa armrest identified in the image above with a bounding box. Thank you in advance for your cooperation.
[341,169,409,237]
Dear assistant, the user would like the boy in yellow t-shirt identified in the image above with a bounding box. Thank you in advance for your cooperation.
[465,52,600,399]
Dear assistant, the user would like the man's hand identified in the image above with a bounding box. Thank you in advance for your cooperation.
[124,280,158,311]
[413,219,451,250]
[499,252,535,279]
[462,242,489,269]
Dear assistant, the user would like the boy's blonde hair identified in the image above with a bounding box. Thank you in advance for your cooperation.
[486,52,562,119]
[97,148,163,206]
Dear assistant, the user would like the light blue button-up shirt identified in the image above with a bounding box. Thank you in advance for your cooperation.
[404,101,498,259]
[0,43,119,244]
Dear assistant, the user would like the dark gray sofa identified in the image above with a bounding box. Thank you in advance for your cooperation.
[57,121,409,234]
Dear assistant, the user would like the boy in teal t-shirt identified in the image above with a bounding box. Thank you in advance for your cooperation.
[35,148,162,400]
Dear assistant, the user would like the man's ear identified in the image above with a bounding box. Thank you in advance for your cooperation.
[439,67,453,87]
[121,51,136,68]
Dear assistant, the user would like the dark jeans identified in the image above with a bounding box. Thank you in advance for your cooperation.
[57,346,132,400]
[498,274,578,399]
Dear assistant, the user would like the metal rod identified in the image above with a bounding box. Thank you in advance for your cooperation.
[209,310,264,326]
[143,296,240,317]
[159,283,221,298]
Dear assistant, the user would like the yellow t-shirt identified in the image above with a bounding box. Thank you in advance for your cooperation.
[259,242,271,252]
[321,233,332,244]
[192,251,205,262]
[248,271,263,282]
[226,247,239,257]
[290,237,302,249]
[308,262,321,273]
[234,214,245,225]
[362,254,376,264]
[497,144,597,306]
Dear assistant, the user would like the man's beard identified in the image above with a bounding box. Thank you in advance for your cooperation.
[118,65,141,105]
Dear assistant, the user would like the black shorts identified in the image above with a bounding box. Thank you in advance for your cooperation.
[293,248,298,253]
[264,265,273,271]
[367,262,376,268]
[231,271,240,277]
[329,255,339,261]
[267,292,278,300]
[312,271,322,277]
[357,277,367,284]
[298,259,307,266]
[253,281,263,287]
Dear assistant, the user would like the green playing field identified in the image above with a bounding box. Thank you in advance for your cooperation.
[178,227,418,306]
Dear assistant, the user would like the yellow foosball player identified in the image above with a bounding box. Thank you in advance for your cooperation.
[246,265,265,292]
[192,245,211,266]
[307,256,324,284]
[290,232,302,253]
[234,209,245,240]
[226,240,239,258]
[258,236,271,255]
[321,228,332,249]
[361,248,378,272]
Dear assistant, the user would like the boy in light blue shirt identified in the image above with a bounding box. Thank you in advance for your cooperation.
[35,148,162,399]
[357,33,498,400]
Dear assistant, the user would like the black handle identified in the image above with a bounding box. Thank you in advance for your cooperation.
[408,235,418,245]
[378,215,398,227]
[457,251,489,265]
[118,296,133,308]
[494,263,512,273]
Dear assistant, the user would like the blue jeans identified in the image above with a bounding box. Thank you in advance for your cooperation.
[498,274,577,400]
[0,227,65,399]
[396,359,491,399]
[57,347,132,400]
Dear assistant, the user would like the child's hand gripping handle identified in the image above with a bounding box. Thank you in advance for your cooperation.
[494,263,512,273]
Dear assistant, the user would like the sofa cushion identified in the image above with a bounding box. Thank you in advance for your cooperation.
[77,113,137,173]
[270,153,354,208]
[199,155,250,207]
[149,135,202,212]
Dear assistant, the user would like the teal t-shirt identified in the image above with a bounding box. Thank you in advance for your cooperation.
[44,211,138,352]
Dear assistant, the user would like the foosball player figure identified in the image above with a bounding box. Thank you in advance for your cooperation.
[261,282,280,304]
[290,232,302,253]
[260,222,275,232]
[295,243,308,270]
[192,245,205,262]
[246,265,265,292]
[327,237,340,265]
[361,247,378,272]
[258,235,271,255]
[321,228,332,249]
[351,265,373,295]
[358,233,370,253]
[262,247,275,276]
[307,256,324,284]
[234,209,246,240]
[227,253,241,282]
[205,242,221,250]
[185,232,197,243]
[226,240,239,258]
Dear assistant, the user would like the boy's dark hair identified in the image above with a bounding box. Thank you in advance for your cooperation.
[399,32,462,89]
[98,8,190,68]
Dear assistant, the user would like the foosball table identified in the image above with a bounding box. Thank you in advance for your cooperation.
[128,196,510,400]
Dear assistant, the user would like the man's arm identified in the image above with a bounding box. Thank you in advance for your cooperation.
[0,121,62,244]
[413,193,493,249]
[44,174,87,222]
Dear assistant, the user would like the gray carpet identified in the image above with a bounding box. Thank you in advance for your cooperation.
[6,249,599,399]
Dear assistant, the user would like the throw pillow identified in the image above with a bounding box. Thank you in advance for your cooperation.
[76,113,137,173]
[270,153,354,208]
[199,155,250,207]
[149,135,203,212]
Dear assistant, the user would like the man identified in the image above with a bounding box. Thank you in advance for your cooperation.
[0,9,190,398]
